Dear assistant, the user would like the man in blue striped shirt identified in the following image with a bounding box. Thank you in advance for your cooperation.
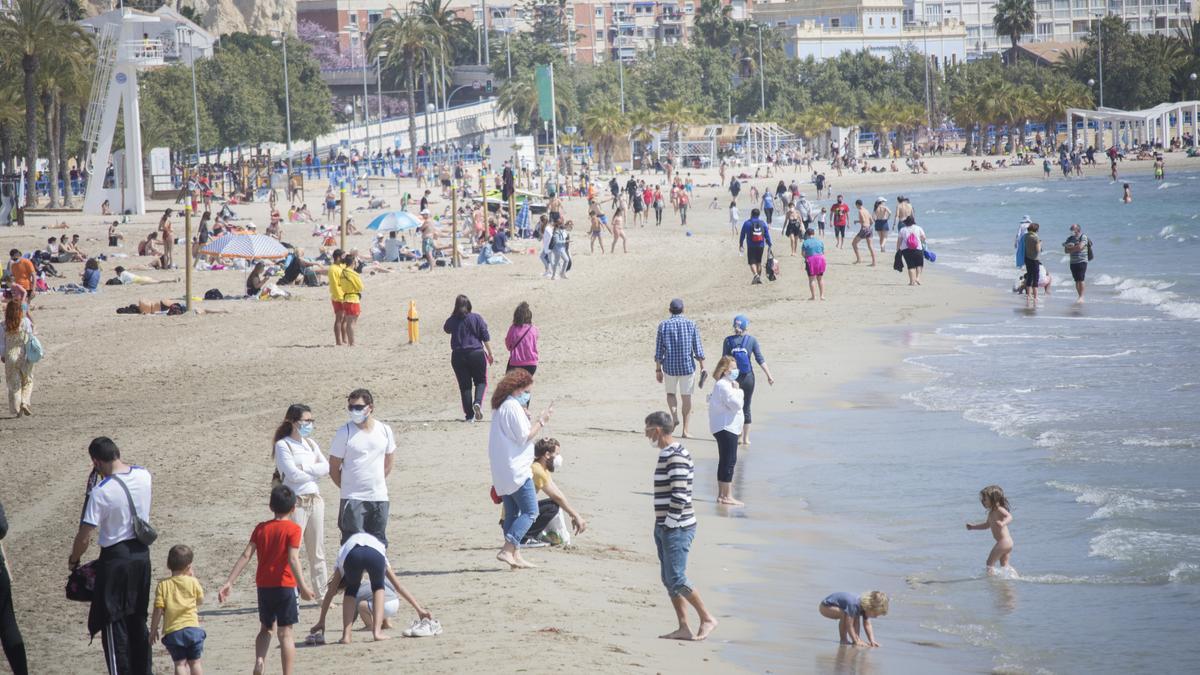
[646,411,717,642]
[654,298,706,438]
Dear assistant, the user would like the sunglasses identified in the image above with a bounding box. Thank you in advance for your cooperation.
[348,404,369,412]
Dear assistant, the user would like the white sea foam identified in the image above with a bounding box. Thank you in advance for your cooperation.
[1044,349,1134,360]
[1157,181,1179,189]
[1091,275,1200,321]
[939,253,1015,280]
[1014,186,1047,193]
[1089,528,1200,562]
[1120,436,1197,449]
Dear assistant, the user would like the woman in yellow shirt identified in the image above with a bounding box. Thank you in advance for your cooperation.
[340,253,364,347]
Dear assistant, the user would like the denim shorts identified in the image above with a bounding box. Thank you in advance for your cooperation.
[257,586,299,628]
[162,626,206,662]
[654,524,696,598]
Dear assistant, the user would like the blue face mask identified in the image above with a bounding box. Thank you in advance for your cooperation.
[298,421,314,437]
[515,391,531,407]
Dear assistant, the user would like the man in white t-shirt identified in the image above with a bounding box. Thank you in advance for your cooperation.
[329,388,396,545]
[67,437,154,675]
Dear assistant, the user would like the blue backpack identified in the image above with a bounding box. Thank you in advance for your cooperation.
[725,335,752,374]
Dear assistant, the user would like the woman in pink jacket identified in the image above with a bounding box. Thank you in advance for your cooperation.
[504,302,539,376]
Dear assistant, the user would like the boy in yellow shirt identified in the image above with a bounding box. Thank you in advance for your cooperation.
[150,545,206,674]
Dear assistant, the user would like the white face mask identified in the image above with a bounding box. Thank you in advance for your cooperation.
[349,408,370,424]
[552,454,563,471]
[647,433,660,449]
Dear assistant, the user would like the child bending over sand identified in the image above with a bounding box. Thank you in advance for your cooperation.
[818,591,887,647]
[967,485,1015,576]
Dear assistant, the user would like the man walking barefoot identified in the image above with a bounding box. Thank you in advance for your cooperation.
[646,411,717,642]
[654,300,706,437]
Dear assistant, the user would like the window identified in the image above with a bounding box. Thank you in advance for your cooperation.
[831,18,840,27]
[349,12,358,26]
[869,17,873,26]
[597,7,604,16]
[892,16,896,26]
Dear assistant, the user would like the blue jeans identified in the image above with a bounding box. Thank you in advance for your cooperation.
[654,524,696,597]
[501,479,539,546]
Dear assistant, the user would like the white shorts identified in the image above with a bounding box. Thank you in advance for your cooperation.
[664,372,696,396]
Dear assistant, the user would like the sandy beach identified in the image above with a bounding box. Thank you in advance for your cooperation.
[2,150,1196,674]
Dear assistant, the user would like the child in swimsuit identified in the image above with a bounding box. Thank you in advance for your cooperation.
[818,591,888,647]
[967,485,1015,577]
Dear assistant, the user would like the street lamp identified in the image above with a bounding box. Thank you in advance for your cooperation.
[344,103,354,161]
[375,50,389,166]
[1094,14,1104,108]
[184,28,202,166]
[271,34,294,172]
[748,23,765,115]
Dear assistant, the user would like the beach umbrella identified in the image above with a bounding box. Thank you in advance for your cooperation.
[200,233,288,259]
[366,211,421,232]
[515,201,530,233]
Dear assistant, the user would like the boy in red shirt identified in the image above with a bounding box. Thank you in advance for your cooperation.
[218,486,315,675]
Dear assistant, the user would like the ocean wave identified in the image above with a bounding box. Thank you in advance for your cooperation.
[1088,528,1200,562]
[939,253,1016,280]
[1120,436,1197,449]
[1169,382,1199,392]
[1044,349,1134,360]
[1014,186,1047,193]
[1045,480,1198,520]
[1157,182,1179,189]
[1090,275,1200,321]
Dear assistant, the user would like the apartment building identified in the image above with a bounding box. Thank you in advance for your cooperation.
[908,0,1195,57]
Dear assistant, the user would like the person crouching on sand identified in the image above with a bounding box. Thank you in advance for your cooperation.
[819,591,888,647]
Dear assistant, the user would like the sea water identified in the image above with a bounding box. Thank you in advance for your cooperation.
[723,167,1200,674]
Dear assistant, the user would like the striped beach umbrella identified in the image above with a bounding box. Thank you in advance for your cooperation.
[366,211,422,232]
[200,234,289,260]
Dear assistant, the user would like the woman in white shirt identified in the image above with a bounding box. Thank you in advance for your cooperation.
[896,215,928,286]
[487,369,553,569]
[273,403,330,594]
[707,356,745,506]
[728,201,740,238]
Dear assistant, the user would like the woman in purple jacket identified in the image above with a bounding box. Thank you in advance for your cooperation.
[444,295,495,422]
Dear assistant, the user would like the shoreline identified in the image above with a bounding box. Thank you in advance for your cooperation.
[0,156,1175,673]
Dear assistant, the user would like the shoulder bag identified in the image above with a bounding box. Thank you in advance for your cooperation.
[113,474,157,546]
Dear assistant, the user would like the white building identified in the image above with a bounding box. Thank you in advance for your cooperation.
[753,0,969,66]
[907,0,1195,58]
[81,7,216,66]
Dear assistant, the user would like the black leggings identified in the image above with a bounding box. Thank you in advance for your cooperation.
[736,370,756,424]
[451,349,488,419]
[342,545,386,597]
[0,560,27,675]
[714,430,739,483]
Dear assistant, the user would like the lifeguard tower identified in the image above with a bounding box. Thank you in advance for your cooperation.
[81,10,164,216]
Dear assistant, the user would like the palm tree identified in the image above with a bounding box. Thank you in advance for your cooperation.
[862,100,896,157]
[949,87,987,155]
[0,79,22,173]
[372,13,435,160]
[628,108,657,166]
[581,101,628,172]
[654,98,698,164]
[891,102,925,154]
[1037,83,1092,148]
[694,0,734,47]
[993,0,1036,56]
[0,0,90,205]
[496,68,571,135]
[36,38,92,207]
[415,0,475,65]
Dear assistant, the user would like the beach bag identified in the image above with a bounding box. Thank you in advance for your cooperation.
[906,231,919,250]
[113,475,157,546]
[923,248,937,263]
[766,255,779,282]
[24,331,43,363]
[1086,238,1094,261]
[65,560,98,602]
[204,288,224,300]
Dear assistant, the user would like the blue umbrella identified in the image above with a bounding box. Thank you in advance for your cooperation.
[366,211,422,232]
[515,201,530,233]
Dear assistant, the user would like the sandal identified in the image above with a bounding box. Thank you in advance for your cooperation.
[304,630,325,646]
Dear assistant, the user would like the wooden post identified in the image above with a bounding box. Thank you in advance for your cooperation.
[451,185,460,268]
[339,183,347,251]
[479,171,487,214]
[508,192,516,237]
[183,204,193,313]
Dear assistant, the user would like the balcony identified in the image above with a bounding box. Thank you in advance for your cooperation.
[120,39,164,66]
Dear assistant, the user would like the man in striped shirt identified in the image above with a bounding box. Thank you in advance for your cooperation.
[645,411,718,641]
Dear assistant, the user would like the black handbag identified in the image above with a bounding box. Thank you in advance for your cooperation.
[113,475,158,547]
[65,561,97,602]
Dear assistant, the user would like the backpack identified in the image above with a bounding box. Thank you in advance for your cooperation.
[550,227,566,250]
[750,221,765,244]
[766,254,779,281]
[725,335,753,374]
[906,230,920,250]
[1086,238,1094,261]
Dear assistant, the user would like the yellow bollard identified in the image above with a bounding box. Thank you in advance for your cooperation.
[407,300,419,344]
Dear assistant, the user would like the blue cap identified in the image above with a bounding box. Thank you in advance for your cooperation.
[733,314,749,330]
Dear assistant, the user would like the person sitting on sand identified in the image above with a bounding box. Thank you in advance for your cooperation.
[246,262,274,297]
[101,199,112,216]
[108,221,125,247]
[819,591,888,647]
[138,233,163,267]
[308,533,436,645]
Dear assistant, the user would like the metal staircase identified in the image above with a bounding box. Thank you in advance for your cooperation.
[80,24,119,172]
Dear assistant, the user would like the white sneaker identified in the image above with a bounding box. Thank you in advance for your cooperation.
[403,617,443,637]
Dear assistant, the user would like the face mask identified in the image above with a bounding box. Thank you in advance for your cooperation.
[515,391,531,407]
[647,433,660,449]
[349,409,369,424]
[298,421,314,437]
[551,454,563,471]
[728,369,739,381]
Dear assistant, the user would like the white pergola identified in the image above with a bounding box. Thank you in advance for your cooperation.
[1067,101,1200,152]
